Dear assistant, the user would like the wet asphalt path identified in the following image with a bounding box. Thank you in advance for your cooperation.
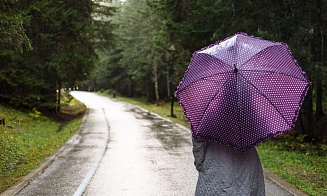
[13,91,299,196]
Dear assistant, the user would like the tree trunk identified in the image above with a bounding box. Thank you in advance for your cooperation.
[153,52,160,106]
[316,69,324,120]
[166,63,170,99]
[315,0,324,120]
[56,79,61,113]
[299,87,315,138]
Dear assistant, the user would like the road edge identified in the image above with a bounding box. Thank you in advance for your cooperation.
[0,109,89,196]
[262,168,308,196]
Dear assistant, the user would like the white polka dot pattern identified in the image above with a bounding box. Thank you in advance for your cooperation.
[175,32,310,152]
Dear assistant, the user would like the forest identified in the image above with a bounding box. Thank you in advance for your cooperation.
[0,0,115,110]
[1,0,326,140]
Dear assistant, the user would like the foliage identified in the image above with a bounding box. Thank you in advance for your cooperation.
[0,0,115,110]
[0,0,32,56]
[28,107,42,118]
[91,0,180,102]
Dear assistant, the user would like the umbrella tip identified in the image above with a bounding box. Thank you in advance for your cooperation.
[234,64,238,73]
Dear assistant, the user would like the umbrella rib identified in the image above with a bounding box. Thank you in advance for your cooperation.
[238,44,281,70]
[240,69,308,82]
[238,72,294,128]
[235,73,243,149]
[176,71,234,94]
[197,76,232,129]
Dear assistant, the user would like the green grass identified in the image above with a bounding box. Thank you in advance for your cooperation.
[257,140,327,196]
[0,94,85,193]
[100,91,327,196]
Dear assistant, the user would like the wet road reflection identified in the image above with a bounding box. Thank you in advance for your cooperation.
[130,107,191,152]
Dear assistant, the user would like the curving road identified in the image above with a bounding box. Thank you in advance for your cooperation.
[6,91,303,196]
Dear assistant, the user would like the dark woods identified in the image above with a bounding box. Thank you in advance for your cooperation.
[0,0,114,110]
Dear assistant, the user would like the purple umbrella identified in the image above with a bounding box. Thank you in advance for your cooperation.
[175,32,310,152]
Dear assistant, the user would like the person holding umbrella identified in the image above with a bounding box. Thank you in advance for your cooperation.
[175,33,310,195]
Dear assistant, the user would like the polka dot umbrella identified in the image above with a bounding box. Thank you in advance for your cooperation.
[175,32,310,152]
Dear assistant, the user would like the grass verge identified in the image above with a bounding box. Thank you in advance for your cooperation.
[256,140,327,196]
[0,93,85,193]
[100,91,327,196]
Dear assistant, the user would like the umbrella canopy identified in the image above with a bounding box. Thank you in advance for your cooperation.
[175,32,310,152]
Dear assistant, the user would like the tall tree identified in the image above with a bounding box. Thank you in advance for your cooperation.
[0,1,32,104]
[0,0,109,110]
[94,0,170,101]
[0,0,32,56]
[313,0,325,120]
